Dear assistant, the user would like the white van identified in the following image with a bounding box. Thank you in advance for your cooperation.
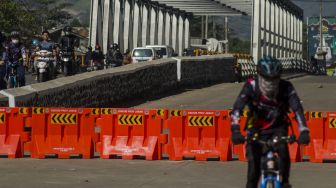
[145,45,174,59]
[131,47,159,63]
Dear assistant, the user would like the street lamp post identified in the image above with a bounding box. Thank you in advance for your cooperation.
[316,0,327,74]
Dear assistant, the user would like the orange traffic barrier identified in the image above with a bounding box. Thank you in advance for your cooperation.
[322,112,336,160]
[26,108,99,159]
[306,111,325,162]
[0,107,31,158]
[166,110,232,161]
[96,108,167,160]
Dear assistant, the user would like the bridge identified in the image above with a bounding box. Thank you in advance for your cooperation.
[0,1,335,188]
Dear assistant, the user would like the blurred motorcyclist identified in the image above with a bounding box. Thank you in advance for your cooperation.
[106,43,123,67]
[4,31,27,87]
[84,46,93,67]
[0,32,7,89]
[58,26,79,75]
[91,44,105,70]
[29,38,40,73]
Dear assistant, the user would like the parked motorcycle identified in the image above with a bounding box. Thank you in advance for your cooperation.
[35,50,54,82]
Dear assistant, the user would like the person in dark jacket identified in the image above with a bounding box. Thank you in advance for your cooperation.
[230,56,310,188]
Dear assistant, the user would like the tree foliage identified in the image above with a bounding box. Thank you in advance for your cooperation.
[0,0,73,37]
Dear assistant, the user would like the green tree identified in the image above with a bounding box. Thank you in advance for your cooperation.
[0,0,37,35]
[70,18,83,27]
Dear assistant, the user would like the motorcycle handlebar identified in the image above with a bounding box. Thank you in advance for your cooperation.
[245,135,296,145]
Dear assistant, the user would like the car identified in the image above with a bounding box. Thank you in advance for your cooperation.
[145,45,175,59]
[131,47,159,63]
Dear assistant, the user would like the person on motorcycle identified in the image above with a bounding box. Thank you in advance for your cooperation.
[0,32,7,89]
[35,30,57,80]
[91,44,105,70]
[106,43,123,67]
[122,49,132,65]
[230,56,310,188]
[58,26,79,75]
[29,38,40,73]
[84,46,92,67]
[4,31,27,87]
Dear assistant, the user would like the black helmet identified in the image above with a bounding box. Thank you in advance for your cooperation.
[257,56,282,79]
[10,31,20,38]
[112,43,119,50]
[63,26,72,32]
[87,46,92,51]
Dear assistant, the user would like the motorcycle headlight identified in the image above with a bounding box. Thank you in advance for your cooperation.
[38,62,47,68]
[63,57,70,62]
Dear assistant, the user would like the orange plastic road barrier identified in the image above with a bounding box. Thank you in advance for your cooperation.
[166,110,232,161]
[321,112,336,160]
[26,108,99,159]
[311,112,336,162]
[96,108,167,160]
[305,111,325,162]
[0,107,31,158]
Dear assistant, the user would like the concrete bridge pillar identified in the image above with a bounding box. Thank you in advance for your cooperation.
[90,0,104,49]
[141,3,149,46]
[184,17,190,50]
[150,6,158,45]
[157,9,165,45]
[123,0,132,52]
[172,13,178,53]
[178,15,184,56]
[253,0,262,63]
[165,12,172,46]
[133,0,141,48]
[113,0,121,46]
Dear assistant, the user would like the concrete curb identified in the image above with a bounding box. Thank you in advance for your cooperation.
[282,73,308,80]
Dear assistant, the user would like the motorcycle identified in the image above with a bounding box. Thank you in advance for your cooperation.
[35,50,54,82]
[7,61,19,88]
[60,50,74,76]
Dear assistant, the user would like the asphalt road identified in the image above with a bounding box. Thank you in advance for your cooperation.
[133,75,336,111]
[1,75,335,188]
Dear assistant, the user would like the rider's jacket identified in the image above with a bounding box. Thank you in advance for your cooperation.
[58,35,78,52]
[39,40,55,52]
[4,42,26,64]
[231,78,309,133]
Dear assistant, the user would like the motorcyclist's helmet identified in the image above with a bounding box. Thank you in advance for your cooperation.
[87,46,92,51]
[257,56,282,79]
[95,44,101,50]
[112,43,119,50]
[31,39,40,47]
[63,26,72,35]
[10,31,20,39]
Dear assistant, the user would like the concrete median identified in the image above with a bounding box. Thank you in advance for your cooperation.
[0,55,235,107]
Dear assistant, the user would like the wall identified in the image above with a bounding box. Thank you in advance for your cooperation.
[0,55,235,107]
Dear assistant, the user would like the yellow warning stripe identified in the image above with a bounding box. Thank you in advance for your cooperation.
[310,112,322,118]
[19,108,29,114]
[188,116,214,127]
[0,113,5,124]
[157,109,165,116]
[170,110,182,117]
[33,108,44,114]
[91,108,100,115]
[51,113,77,124]
[118,115,143,125]
[101,108,113,115]
[329,118,336,128]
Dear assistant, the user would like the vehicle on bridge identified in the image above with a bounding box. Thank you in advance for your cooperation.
[131,47,159,63]
[145,45,174,59]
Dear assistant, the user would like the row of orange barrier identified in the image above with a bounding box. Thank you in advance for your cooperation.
[0,107,335,162]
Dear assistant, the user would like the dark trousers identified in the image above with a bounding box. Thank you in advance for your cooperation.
[246,129,291,188]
